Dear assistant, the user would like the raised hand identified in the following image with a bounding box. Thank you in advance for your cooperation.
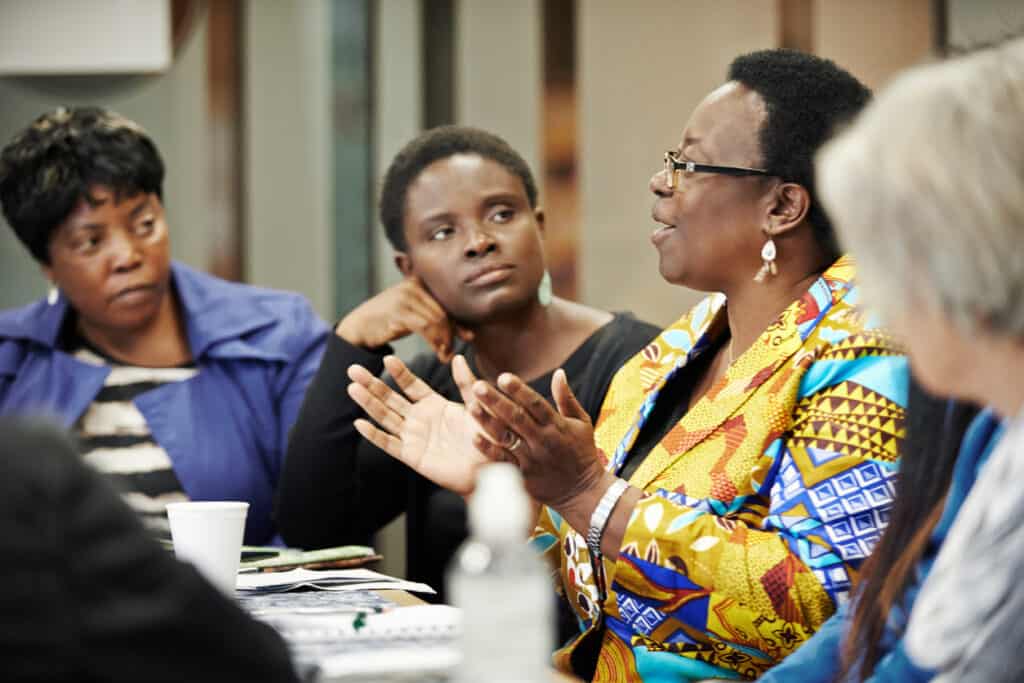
[347,355,489,495]
[466,368,607,511]
[335,278,473,362]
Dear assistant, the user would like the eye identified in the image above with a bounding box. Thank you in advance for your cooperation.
[490,207,515,223]
[430,225,454,241]
[135,218,156,235]
[71,234,102,253]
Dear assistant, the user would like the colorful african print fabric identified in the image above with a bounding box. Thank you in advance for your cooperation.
[530,256,908,681]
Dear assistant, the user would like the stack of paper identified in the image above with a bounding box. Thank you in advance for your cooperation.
[235,567,435,595]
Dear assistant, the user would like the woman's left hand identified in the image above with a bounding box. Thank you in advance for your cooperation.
[468,368,607,512]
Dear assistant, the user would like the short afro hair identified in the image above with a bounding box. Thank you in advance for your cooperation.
[0,106,164,264]
[379,125,538,251]
[728,49,871,259]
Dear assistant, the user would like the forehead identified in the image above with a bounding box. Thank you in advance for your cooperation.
[405,154,527,212]
[680,81,766,164]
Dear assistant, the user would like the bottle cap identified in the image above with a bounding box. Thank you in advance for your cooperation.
[468,463,531,543]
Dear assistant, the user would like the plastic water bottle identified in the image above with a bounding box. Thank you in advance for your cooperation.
[448,462,555,682]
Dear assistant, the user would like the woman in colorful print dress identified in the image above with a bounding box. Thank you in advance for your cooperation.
[347,49,909,681]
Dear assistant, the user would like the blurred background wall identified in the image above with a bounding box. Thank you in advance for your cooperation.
[1,0,1019,575]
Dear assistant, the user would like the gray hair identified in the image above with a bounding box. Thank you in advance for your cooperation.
[817,38,1024,338]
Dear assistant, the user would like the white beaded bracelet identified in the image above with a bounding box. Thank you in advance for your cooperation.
[586,478,630,558]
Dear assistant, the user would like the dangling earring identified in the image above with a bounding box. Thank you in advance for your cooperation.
[47,284,59,305]
[754,232,778,283]
[537,270,553,306]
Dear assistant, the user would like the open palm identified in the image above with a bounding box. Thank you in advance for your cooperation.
[347,355,488,496]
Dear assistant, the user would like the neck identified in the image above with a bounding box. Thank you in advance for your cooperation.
[721,255,830,354]
[467,299,570,382]
[78,290,191,367]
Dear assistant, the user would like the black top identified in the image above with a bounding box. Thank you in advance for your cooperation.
[0,417,302,683]
[276,312,659,602]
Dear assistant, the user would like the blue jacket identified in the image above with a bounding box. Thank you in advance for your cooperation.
[0,261,329,545]
[758,408,1005,682]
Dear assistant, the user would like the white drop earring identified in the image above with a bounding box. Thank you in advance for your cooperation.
[537,270,553,306]
[47,284,59,305]
[754,233,778,283]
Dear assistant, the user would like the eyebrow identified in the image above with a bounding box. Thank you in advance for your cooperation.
[128,196,152,218]
[480,191,522,206]
[416,210,456,230]
[71,195,152,232]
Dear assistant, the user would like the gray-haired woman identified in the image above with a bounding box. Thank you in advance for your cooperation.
[785,37,1024,682]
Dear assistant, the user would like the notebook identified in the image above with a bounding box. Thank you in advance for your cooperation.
[263,605,462,681]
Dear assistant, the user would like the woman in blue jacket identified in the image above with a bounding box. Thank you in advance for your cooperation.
[0,107,328,544]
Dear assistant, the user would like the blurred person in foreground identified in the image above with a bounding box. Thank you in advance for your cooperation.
[277,125,659,604]
[0,107,328,544]
[346,50,908,680]
[0,417,302,683]
[762,36,1024,682]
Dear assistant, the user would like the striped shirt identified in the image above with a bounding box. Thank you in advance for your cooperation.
[72,346,198,538]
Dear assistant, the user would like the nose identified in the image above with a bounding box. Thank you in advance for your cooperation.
[108,231,143,272]
[650,168,673,198]
[463,224,497,259]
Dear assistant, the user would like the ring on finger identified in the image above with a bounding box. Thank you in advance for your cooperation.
[504,430,523,452]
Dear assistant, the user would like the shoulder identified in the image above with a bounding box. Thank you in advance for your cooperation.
[603,312,661,350]
[806,282,905,359]
[795,281,909,409]
[179,262,321,321]
[0,297,59,346]
[174,262,329,361]
[0,417,82,498]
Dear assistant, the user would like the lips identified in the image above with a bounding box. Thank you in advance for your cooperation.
[650,206,677,247]
[110,283,158,303]
[464,263,515,286]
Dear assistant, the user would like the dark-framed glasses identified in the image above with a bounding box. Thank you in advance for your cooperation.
[663,150,772,190]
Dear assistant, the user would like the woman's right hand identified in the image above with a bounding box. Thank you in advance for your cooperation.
[335,278,473,362]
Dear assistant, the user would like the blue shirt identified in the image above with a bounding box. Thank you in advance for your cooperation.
[758,408,1005,682]
[0,261,328,544]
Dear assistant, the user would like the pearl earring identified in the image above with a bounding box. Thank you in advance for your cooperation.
[47,284,59,306]
[754,235,778,283]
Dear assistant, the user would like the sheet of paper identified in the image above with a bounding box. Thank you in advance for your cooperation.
[235,567,435,594]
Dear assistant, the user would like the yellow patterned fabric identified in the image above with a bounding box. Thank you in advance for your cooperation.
[530,256,908,681]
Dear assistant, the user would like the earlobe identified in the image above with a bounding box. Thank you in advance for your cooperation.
[534,207,546,235]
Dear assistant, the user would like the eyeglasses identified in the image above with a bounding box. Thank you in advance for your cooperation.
[663,150,772,190]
